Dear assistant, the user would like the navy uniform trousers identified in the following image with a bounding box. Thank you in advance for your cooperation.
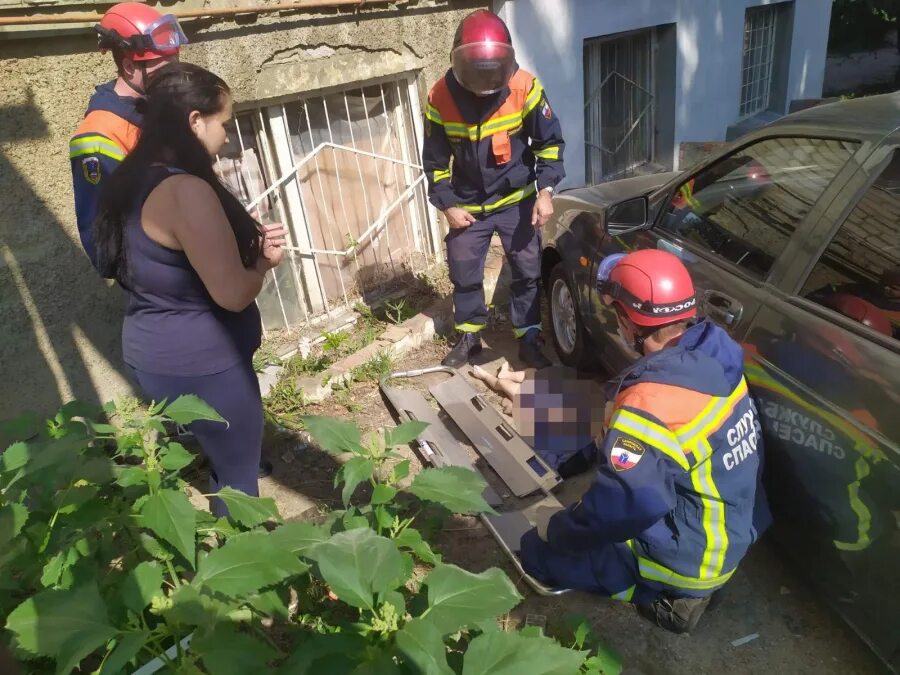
[445,196,541,336]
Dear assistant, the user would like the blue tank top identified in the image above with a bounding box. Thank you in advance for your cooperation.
[122,165,262,376]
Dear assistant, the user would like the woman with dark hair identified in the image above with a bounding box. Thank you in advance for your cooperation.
[95,62,285,513]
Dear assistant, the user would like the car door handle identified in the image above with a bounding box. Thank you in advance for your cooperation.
[701,290,743,326]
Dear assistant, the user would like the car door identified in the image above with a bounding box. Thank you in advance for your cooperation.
[742,142,900,672]
[586,134,864,375]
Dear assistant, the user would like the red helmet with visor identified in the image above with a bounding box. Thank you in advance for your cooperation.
[598,249,698,327]
[95,3,187,62]
[451,10,515,96]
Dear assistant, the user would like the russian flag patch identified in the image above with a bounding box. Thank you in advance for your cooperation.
[610,438,645,471]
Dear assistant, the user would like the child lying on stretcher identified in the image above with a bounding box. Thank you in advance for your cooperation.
[470,363,606,478]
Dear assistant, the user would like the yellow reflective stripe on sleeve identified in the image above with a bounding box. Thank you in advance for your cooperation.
[513,324,541,338]
[455,322,485,333]
[458,182,537,214]
[610,408,689,471]
[524,78,545,115]
[834,457,873,552]
[676,378,748,447]
[692,440,729,578]
[534,146,559,160]
[611,585,635,602]
[680,183,702,210]
[425,104,443,125]
[626,540,734,591]
[433,169,451,183]
[69,135,125,161]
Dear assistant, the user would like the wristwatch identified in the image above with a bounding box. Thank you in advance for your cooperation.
[540,185,555,196]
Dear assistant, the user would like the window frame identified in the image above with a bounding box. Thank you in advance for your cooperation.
[649,133,861,287]
[788,143,900,351]
[739,4,779,118]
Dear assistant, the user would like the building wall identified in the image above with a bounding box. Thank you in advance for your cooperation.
[0,0,484,420]
[495,0,833,187]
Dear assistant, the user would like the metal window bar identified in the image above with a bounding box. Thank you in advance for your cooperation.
[395,78,431,258]
[584,30,654,183]
[233,115,293,332]
[739,5,777,117]
[380,82,421,263]
[358,86,397,271]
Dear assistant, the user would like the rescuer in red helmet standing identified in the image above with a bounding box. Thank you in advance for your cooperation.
[520,249,771,634]
[423,9,566,369]
[69,2,187,273]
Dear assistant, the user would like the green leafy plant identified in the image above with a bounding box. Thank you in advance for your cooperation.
[351,350,394,383]
[252,345,282,374]
[321,330,349,354]
[1,405,614,673]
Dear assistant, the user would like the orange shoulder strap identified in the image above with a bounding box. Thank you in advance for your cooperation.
[429,77,464,124]
[75,110,141,155]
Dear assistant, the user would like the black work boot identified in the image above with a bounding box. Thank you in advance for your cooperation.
[636,594,711,634]
[518,329,552,369]
[441,332,482,368]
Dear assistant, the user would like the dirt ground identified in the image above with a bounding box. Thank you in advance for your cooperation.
[249,324,886,675]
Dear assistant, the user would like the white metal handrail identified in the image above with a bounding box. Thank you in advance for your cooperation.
[246,141,423,212]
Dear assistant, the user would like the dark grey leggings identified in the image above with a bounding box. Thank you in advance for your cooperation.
[127,360,263,516]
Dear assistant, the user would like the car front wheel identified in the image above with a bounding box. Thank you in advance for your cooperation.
[549,264,591,369]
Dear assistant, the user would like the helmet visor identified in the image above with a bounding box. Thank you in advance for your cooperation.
[143,15,188,55]
[451,42,515,95]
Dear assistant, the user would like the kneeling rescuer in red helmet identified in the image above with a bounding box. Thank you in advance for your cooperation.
[520,249,772,633]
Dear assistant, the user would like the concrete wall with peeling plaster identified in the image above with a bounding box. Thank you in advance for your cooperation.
[0,0,485,420]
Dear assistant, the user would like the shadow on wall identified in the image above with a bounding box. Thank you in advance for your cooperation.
[0,97,132,422]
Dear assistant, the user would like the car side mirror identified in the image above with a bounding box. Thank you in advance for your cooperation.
[606,196,649,236]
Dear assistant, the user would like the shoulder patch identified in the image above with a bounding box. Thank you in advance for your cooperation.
[81,156,101,185]
[541,98,553,120]
[610,437,645,471]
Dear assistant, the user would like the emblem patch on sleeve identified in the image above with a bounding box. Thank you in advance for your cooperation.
[610,437,645,471]
[82,156,101,185]
[541,98,553,120]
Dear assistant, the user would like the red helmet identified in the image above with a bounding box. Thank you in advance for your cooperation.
[451,10,515,96]
[827,293,892,336]
[599,249,697,327]
[95,3,187,62]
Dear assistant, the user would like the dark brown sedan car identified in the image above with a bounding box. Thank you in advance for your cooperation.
[542,93,900,671]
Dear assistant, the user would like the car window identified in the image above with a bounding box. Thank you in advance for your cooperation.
[801,149,900,342]
[659,137,858,279]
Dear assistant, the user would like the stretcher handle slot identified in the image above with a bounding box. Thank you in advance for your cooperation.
[471,395,486,412]
[496,423,515,441]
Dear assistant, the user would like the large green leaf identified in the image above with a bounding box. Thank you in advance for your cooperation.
[193,625,276,675]
[340,457,374,506]
[301,415,365,455]
[215,487,280,528]
[122,561,164,614]
[193,532,308,597]
[0,502,28,547]
[5,583,115,659]
[395,619,454,675]
[462,630,587,675]
[99,632,149,675]
[115,466,149,488]
[277,633,367,675]
[370,484,397,505]
[159,442,196,472]
[40,546,81,589]
[409,467,494,515]
[163,395,225,425]
[164,584,231,628]
[141,489,197,568]
[394,527,439,565]
[267,521,329,556]
[384,421,429,448]
[421,564,521,635]
[306,528,407,610]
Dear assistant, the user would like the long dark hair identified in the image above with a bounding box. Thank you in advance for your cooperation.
[95,62,262,283]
